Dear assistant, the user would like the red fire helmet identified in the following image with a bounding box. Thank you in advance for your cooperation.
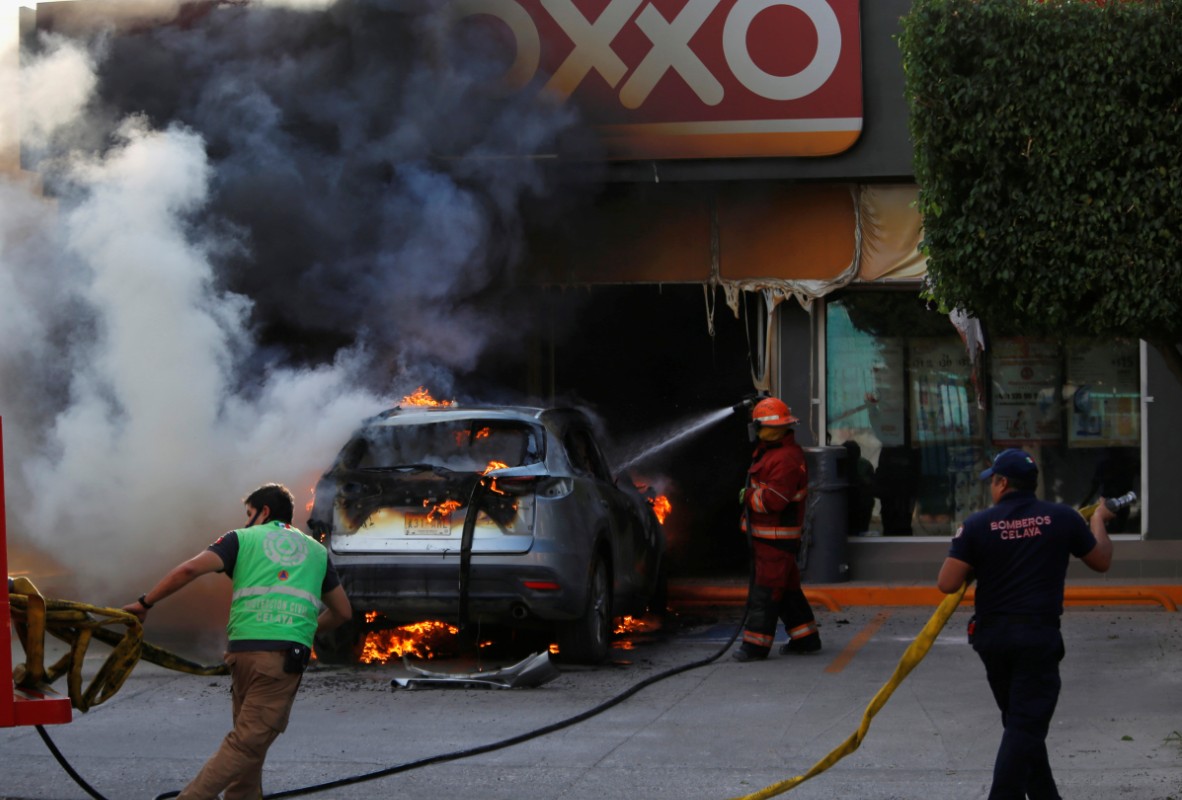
[751,397,799,427]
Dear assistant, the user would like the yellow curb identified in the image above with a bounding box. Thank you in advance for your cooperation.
[670,584,1181,612]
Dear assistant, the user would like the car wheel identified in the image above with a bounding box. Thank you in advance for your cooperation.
[313,613,362,664]
[557,554,612,664]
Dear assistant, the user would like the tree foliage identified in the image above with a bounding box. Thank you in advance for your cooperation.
[899,0,1182,379]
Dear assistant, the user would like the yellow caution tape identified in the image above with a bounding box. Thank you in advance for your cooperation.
[8,576,228,712]
[730,583,968,800]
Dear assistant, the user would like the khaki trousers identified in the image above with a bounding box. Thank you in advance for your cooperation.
[177,650,302,800]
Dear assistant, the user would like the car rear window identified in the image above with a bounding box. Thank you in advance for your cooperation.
[343,420,542,472]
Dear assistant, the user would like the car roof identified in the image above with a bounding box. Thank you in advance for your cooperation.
[360,405,586,429]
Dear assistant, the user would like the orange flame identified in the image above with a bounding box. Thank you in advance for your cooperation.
[305,485,315,513]
[359,620,460,664]
[401,386,453,407]
[483,461,508,494]
[649,495,672,524]
[422,498,463,522]
[454,426,491,447]
[614,615,651,635]
[613,614,660,650]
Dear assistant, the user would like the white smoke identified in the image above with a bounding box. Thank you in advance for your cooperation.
[2,34,382,602]
[19,33,96,144]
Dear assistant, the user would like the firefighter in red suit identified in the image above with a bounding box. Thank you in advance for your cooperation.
[732,397,822,662]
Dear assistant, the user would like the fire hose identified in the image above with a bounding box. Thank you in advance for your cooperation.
[7,576,227,713]
[8,575,228,800]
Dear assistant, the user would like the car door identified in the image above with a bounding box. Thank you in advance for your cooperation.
[562,425,648,599]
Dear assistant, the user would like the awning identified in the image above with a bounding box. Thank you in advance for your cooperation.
[528,181,926,295]
[857,183,927,282]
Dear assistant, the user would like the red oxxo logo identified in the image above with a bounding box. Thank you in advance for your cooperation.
[452,0,862,159]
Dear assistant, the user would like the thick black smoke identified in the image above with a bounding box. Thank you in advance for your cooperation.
[48,0,585,383]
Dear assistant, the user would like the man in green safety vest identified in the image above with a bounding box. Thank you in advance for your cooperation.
[124,482,352,799]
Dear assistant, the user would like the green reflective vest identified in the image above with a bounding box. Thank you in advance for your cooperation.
[227,521,327,648]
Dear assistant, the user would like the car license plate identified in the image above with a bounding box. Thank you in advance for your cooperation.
[405,513,450,536]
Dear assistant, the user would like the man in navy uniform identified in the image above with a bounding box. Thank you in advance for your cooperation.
[937,449,1114,800]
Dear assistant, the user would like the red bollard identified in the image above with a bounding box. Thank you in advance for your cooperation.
[1,416,72,727]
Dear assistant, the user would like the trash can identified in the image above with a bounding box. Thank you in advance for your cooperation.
[802,446,850,583]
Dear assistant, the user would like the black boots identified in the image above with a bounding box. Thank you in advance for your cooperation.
[731,648,767,662]
[733,634,822,661]
[778,635,822,655]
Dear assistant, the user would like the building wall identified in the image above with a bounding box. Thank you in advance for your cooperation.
[848,538,1182,583]
[1146,344,1182,540]
[778,301,816,448]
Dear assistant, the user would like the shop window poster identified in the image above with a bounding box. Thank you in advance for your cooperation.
[1066,340,1140,447]
[909,338,978,444]
[991,337,1061,445]
[826,309,905,447]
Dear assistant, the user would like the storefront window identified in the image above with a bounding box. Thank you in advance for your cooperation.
[825,293,1142,536]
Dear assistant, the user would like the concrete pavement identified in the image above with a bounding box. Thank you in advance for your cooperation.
[3,599,1181,800]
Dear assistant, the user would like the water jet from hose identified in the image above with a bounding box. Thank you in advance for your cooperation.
[614,406,738,473]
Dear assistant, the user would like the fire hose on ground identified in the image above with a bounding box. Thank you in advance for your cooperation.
[728,582,968,800]
[7,575,228,712]
[10,500,1120,800]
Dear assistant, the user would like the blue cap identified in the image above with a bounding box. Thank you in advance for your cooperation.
[980,448,1038,481]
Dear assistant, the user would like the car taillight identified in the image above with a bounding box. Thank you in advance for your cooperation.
[523,580,561,591]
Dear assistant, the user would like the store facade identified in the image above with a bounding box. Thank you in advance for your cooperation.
[518,0,1182,581]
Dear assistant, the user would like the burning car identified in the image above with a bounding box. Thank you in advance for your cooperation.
[307,403,667,664]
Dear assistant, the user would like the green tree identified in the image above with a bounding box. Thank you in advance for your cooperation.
[899,0,1182,382]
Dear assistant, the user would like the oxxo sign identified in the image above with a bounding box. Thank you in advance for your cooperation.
[453,0,862,159]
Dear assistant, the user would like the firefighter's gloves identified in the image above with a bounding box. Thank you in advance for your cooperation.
[738,488,747,506]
